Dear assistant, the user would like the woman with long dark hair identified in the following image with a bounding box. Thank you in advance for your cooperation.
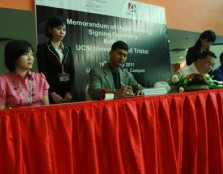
[186,30,216,65]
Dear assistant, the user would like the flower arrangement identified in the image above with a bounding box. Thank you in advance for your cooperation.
[170,73,223,93]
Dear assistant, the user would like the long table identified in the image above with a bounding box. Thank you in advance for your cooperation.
[1,89,223,174]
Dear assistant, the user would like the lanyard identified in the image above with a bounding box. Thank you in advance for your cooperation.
[48,46,69,74]
[55,59,66,74]
[11,74,33,106]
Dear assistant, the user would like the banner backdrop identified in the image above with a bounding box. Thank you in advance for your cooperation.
[35,0,171,101]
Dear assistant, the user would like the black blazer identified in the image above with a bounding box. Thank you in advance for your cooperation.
[186,46,209,65]
[36,41,75,100]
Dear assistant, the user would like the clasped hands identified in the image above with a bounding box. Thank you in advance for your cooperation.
[50,92,72,103]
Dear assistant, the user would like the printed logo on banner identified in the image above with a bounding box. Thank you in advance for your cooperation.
[84,0,107,12]
[128,2,136,13]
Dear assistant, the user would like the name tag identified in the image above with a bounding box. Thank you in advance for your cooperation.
[58,73,70,82]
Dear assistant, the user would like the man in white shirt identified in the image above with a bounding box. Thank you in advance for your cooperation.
[175,51,217,76]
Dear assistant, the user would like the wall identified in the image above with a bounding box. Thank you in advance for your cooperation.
[0,8,37,75]
[137,0,223,36]
[0,0,34,11]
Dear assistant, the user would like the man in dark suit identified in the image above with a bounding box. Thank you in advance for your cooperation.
[213,52,223,81]
[88,40,144,100]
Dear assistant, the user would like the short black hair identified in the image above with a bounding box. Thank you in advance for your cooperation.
[197,50,217,60]
[4,40,33,72]
[45,15,66,38]
[111,40,129,51]
[220,52,223,61]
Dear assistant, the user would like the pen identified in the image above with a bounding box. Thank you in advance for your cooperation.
[121,82,125,86]
[121,82,134,96]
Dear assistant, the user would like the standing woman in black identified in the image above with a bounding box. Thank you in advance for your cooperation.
[186,30,216,65]
[37,15,75,104]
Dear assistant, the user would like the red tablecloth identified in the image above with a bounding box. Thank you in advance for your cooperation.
[1,89,223,174]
